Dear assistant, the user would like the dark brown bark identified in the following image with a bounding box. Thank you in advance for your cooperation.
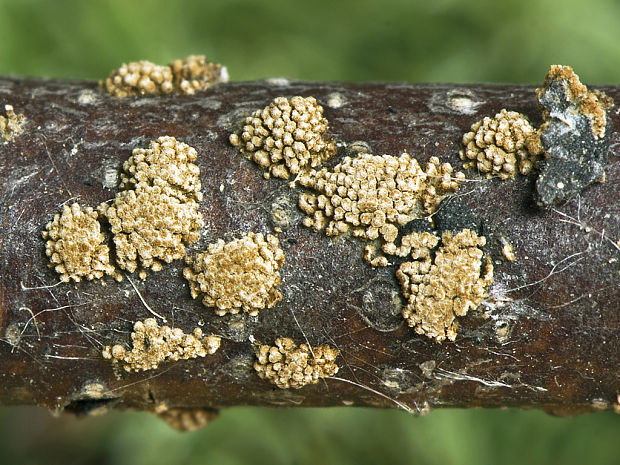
[0,77,618,419]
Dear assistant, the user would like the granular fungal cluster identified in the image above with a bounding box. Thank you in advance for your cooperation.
[0,104,25,142]
[460,109,540,179]
[396,229,493,342]
[101,55,227,97]
[102,318,221,372]
[297,152,464,261]
[156,407,219,432]
[184,232,285,316]
[229,96,336,179]
[100,136,204,277]
[254,337,339,389]
[119,135,203,202]
[42,203,117,282]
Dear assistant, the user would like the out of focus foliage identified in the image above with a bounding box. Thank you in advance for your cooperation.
[1,0,619,83]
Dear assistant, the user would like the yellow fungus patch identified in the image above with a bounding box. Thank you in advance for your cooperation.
[229,96,336,179]
[184,232,285,316]
[396,229,493,342]
[169,55,227,96]
[102,318,221,372]
[297,152,464,265]
[0,104,25,142]
[254,337,339,389]
[101,55,227,97]
[100,136,203,277]
[156,407,219,432]
[42,203,118,282]
[460,109,539,179]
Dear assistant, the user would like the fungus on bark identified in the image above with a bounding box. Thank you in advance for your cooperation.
[254,337,339,389]
[183,232,285,316]
[229,96,336,179]
[102,318,221,372]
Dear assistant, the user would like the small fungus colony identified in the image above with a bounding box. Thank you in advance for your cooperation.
[532,65,613,207]
[100,136,204,278]
[0,104,25,142]
[229,96,336,179]
[184,232,285,316]
[396,229,493,342]
[42,203,117,282]
[460,109,540,179]
[101,55,227,97]
[156,407,219,432]
[297,152,464,263]
[254,337,339,389]
[102,318,221,372]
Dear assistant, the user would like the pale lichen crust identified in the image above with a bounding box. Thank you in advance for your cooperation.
[102,318,221,372]
[396,229,493,342]
[42,203,117,282]
[254,337,339,389]
[101,55,227,97]
[100,136,204,277]
[532,65,613,207]
[229,96,336,179]
[460,109,540,179]
[183,232,285,316]
[297,152,464,265]
[0,104,25,142]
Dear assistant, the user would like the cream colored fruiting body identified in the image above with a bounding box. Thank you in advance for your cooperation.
[101,55,227,97]
[102,318,221,372]
[168,55,227,96]
[460,109,540,179]
[102,61,174,97]
[120,135,203,201]
[156,407,219,432]
[229,96,336,179]
[184,232,285,316]
[254,337,339,389]
[42,203,117,282]
[396,229,493,342]
[101,136,203,277]
[0,104,25,142]
[297,152,464,265]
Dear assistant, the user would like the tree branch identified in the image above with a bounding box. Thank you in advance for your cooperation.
[0,76,618,422]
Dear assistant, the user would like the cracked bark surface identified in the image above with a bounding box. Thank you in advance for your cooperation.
[0,77,618,419]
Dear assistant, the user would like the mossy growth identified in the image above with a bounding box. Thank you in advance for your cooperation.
[183,232,285,316]
[254,337,339,389]
[102,318,221,372]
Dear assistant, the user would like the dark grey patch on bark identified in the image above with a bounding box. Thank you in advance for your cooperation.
[535,79,611,207]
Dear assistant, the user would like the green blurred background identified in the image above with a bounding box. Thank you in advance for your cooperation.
[1,0,619,464]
